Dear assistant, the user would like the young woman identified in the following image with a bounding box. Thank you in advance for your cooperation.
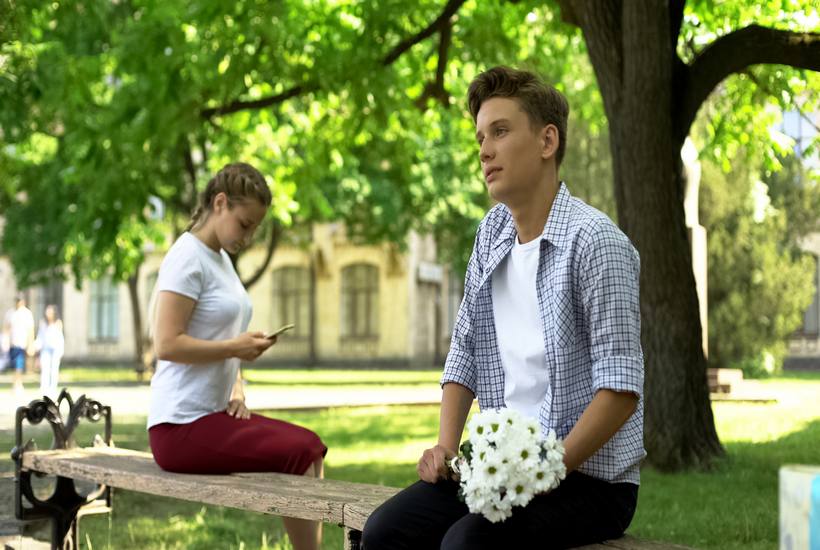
[148,162,326,550]
[37,304,64,397]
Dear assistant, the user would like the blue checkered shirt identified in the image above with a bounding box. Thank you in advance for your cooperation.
[442,183,645,484]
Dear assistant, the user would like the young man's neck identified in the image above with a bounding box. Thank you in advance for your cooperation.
[506,176,560,244]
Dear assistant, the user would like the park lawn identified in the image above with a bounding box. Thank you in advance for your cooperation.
[0,406,437,550]
[0,365,442,388]
[1,371,818,549]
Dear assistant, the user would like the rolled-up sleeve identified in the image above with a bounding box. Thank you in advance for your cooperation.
[440,225,483,395]
[579,227,644,397]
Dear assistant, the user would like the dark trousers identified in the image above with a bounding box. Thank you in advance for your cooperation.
[362,471,638,550]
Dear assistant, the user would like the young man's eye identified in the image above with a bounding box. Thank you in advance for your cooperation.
[495,127,507,136]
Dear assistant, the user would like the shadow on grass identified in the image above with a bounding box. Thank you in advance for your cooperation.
[245,380,436,388]
[326,462,417,488]
[634,418,820,550]
[270,408,439,449]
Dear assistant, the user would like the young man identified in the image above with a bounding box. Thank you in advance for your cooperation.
[362,66,645,549]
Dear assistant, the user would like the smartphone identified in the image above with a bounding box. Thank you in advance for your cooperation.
[266,324,295,339]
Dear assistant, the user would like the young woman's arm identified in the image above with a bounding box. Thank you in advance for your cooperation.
[226,368,252,419]
[154,291,272,364]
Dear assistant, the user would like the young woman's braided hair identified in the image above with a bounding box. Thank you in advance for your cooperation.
[187,162,272,232]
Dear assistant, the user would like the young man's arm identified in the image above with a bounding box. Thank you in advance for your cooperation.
[569,222,644,473]
[562,389,638,472]
[417,382,474,483]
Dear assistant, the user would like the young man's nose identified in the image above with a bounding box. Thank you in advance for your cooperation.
[479,142,495,162]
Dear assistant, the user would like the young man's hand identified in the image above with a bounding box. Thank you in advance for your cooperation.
[417,444,456,483]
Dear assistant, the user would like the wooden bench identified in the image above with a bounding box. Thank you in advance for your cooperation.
[19,446,397,549]
[707,367,744,394]
[12,391,693,550]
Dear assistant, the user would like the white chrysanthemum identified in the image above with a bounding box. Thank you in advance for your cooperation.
[455,408,566,523]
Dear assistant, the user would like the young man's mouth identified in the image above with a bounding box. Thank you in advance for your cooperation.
[484,166,502,183]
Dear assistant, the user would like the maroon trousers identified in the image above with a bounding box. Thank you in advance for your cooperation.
[149,412,327,476]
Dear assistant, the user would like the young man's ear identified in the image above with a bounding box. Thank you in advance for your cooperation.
[541,124,559,160]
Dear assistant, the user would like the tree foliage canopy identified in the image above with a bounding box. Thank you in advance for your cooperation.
[0,0,609,286]
[2,0,813,287]
[2,0,819,471]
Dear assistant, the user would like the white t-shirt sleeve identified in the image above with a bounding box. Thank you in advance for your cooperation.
[157,243,204,301]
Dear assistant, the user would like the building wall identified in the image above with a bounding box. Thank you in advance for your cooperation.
[2,224,448,367]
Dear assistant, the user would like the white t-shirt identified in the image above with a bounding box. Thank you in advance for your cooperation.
[147,232,252,428]
[491,236,549,422]
[37,321,64,356]
[6,307,34,348]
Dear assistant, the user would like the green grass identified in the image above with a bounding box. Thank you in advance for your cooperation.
[2,370,818,549]
[1,406,437,550]
[632,372,820,550]
[1,365,442,387]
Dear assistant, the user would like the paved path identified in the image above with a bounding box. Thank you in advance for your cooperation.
[0,381,443,430]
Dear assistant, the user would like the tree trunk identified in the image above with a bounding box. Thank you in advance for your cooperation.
[579,2,723,470]
[127,266,146,381]
[611,121,723,469]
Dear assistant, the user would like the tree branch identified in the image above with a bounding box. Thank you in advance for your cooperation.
[382,0,466,66]
[241,220,281,288]
[679,25,820,140]
[669,0,686,51]
[201,83,316,119]
[742,69,820,134]
[555,0,579,27]
[182,139,197,189]
[570,1,624,116]
[201,0,467,119]
[415,20,453,108]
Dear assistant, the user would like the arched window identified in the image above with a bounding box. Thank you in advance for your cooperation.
[272,266,310,338]
[341,264,379,339]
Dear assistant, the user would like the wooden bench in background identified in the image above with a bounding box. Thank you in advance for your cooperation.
[9,391,694,550]
[707,367,744,394]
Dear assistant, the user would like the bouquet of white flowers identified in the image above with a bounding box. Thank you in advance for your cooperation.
[449,408,566,523]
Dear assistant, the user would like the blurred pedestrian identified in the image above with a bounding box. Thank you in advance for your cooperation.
[4,294,35,396]
[36,304,64,397]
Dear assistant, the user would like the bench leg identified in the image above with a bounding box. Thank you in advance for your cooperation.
[344,528,362,550]
[16,472,102,550]
[12,392,114,550]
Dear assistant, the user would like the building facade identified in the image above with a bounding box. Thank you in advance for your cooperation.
[0,224,463,368]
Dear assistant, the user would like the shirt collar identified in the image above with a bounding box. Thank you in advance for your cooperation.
[541,181,572,249]
[492,182,573,251]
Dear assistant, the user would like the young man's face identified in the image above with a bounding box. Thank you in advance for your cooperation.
[475,97,551,205]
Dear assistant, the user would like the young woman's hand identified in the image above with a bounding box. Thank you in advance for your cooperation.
[231,331,274,361]
[226,398,251,420]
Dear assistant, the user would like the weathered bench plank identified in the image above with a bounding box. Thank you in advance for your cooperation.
[575,535,696,549]
[21,447,399,530]
[21,447,694,549]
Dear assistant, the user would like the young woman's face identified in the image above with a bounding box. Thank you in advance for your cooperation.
[212,194,268,254]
